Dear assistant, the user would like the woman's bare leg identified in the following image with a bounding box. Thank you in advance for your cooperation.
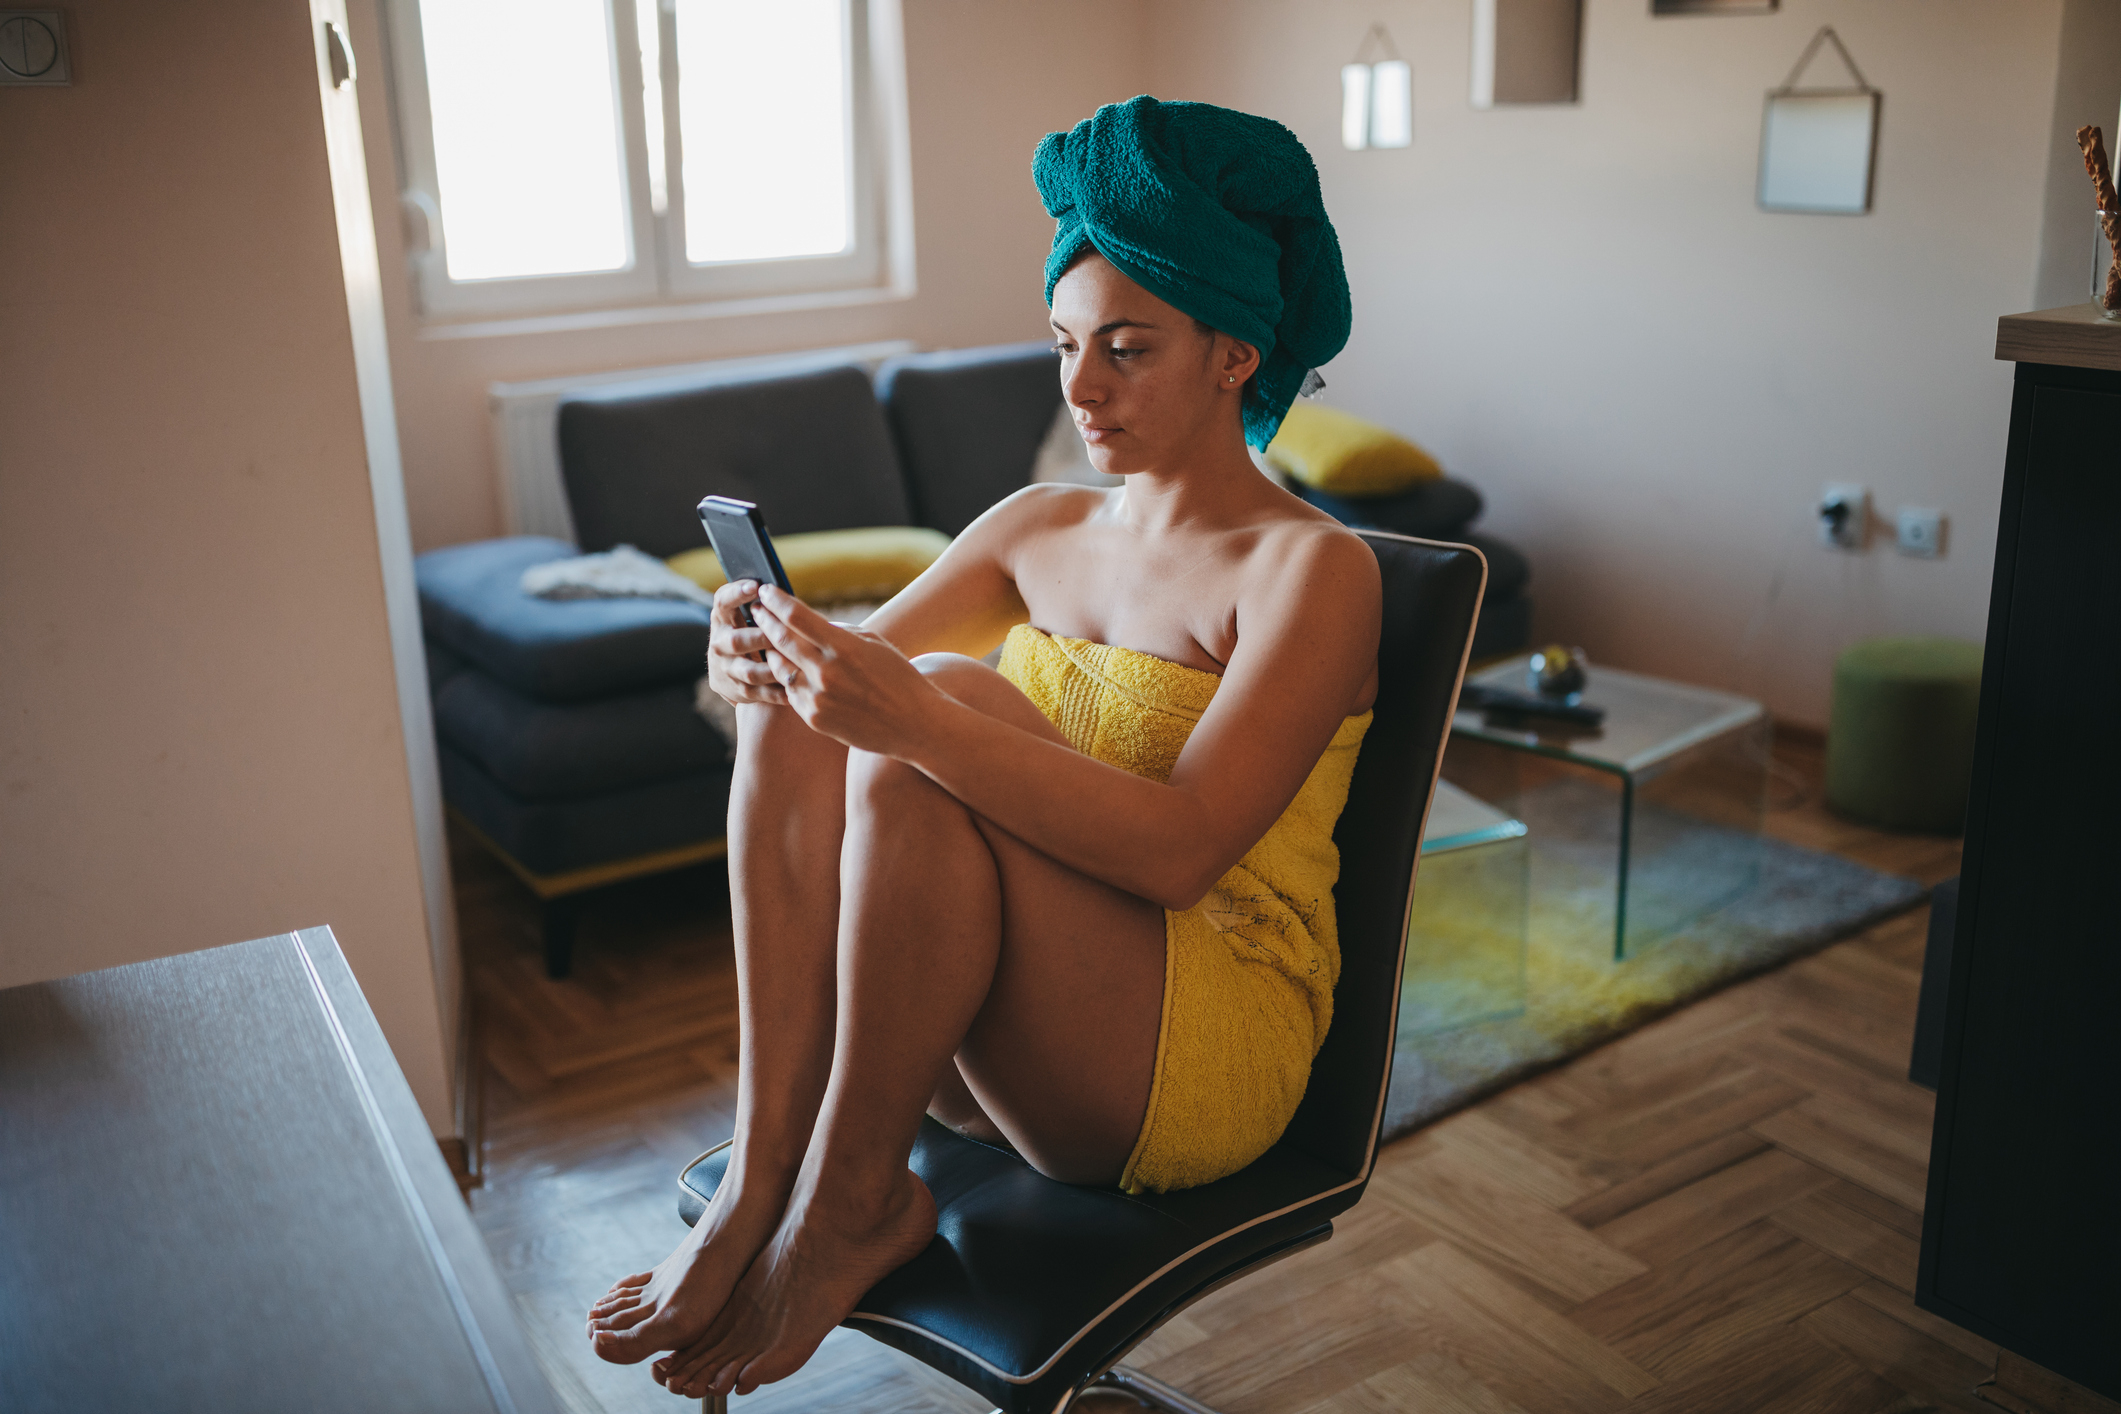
[587,703,849,1362]
[657,656,1166,1398]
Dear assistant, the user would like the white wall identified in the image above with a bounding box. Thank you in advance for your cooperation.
[2033,0,2121,309]
[0,0,456,1132]
[1145,0,2065,726]
[348,0,1154,552]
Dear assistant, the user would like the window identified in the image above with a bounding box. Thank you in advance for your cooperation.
[384,0,909,323]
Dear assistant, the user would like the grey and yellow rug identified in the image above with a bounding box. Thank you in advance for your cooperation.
[1381,789,1930,1143]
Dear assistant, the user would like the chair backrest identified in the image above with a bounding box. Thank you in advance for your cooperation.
[555,363,910,556]
[876,342,1062,536]
[1278,532,1485,1179]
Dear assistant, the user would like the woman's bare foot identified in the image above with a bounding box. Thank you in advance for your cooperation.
[584,1161,792,1365]
[654,1167,937,1398]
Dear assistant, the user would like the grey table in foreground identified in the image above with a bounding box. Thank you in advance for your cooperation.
[1447,655,1769,960]
[0,928,560,1414]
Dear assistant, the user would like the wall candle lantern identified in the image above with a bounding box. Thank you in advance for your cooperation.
[1342,25,1412,149]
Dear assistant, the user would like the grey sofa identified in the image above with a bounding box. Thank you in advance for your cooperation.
[415,343,1533,977]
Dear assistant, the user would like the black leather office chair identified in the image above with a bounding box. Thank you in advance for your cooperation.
[677,532,1485,1413]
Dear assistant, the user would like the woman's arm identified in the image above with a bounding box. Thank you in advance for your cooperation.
[749,524,1381,911]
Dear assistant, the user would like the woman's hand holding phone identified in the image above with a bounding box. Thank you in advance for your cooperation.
[706,580,788,706]
[734,584,942,758]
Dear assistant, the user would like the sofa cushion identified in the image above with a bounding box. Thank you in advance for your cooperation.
[1291,477,1484,540]
[1265,403,1443,496]
[558,363,910,557]
[416,536,711,702]
[667,525,951,603]
[878,342,1063,535]
[433,669,727,801]
[438,742,733,877]
[424,636,470,696]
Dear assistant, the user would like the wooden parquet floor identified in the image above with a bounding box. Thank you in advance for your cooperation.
[455,735,1980,1414]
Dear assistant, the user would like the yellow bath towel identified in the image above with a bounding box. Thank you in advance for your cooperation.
[996,625,1373,1193]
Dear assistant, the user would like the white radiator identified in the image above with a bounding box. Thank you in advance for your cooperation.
[487,340,917,542]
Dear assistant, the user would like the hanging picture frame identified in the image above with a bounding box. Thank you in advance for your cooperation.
[1758,26,1880,214]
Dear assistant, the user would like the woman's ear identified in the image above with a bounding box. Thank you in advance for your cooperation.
[1218,337,1262,391]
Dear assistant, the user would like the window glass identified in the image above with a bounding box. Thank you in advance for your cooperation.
[674,0,851,265]
[418,0,631,280]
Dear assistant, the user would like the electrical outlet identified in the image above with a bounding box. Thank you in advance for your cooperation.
[1896,506,1946,558]
[1819,483,1868,550]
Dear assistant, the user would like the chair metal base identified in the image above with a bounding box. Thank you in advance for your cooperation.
[1070,1364,1229,1412]
[700,1362,1224,1414]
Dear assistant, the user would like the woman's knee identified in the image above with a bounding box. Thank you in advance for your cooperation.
[843,745,939,814]
[911,651,991,691]
[731,703,844,806]
[736,701,836,759]
[913,652,1060,740]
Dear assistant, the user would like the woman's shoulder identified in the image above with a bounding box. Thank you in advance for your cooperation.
[1244,492,1381,579]
[955,482,1111,547]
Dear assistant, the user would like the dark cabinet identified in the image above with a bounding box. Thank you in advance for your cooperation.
[1917,328,2121,1400]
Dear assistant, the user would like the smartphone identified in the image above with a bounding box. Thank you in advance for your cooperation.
[696,496,792,628]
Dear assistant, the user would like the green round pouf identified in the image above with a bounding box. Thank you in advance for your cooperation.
[1826,637,1984,833]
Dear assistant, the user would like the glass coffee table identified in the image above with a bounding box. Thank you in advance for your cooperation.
[1443,656,1769,960]
[1402,779,1529,1036]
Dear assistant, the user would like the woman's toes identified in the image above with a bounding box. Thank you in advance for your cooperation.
[590,1321,662,1362]
[738,1348,804,1393]
[597,1273,651,1305]
[663,1328,743,1398]
[696,1360,744,1400]
[590,1301,658,1334]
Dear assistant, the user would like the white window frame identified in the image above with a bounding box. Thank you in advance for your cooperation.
[381,0,909,326]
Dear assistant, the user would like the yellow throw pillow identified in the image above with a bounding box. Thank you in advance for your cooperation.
[1264,402,1443,496]
[667,525,952,605]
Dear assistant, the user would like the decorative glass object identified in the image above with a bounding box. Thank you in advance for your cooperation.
[2093,210,2121,320]
[1527,644,1588,699]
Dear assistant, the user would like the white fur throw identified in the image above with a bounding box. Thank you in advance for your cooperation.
[520,544,715,606]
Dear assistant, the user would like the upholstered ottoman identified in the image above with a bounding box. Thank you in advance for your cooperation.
[1826,637,1984,833]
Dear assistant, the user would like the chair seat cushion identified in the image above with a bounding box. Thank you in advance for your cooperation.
[679,1120,1361,1413]
[433,669,727,801]
[416,536,712,703]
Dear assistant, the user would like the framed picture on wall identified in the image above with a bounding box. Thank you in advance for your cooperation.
[1759,91,1879,214]
[1757,27,1880,216]
[1652,0,1775,13]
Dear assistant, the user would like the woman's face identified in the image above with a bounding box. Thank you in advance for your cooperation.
[1049,251,1258,476]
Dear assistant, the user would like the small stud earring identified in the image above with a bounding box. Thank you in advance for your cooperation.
[1226,375,1236,383]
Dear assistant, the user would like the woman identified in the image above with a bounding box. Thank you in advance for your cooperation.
[585,96,1380,1401]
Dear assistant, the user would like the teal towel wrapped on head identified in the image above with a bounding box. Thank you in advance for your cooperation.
[1034,95,1351,448]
